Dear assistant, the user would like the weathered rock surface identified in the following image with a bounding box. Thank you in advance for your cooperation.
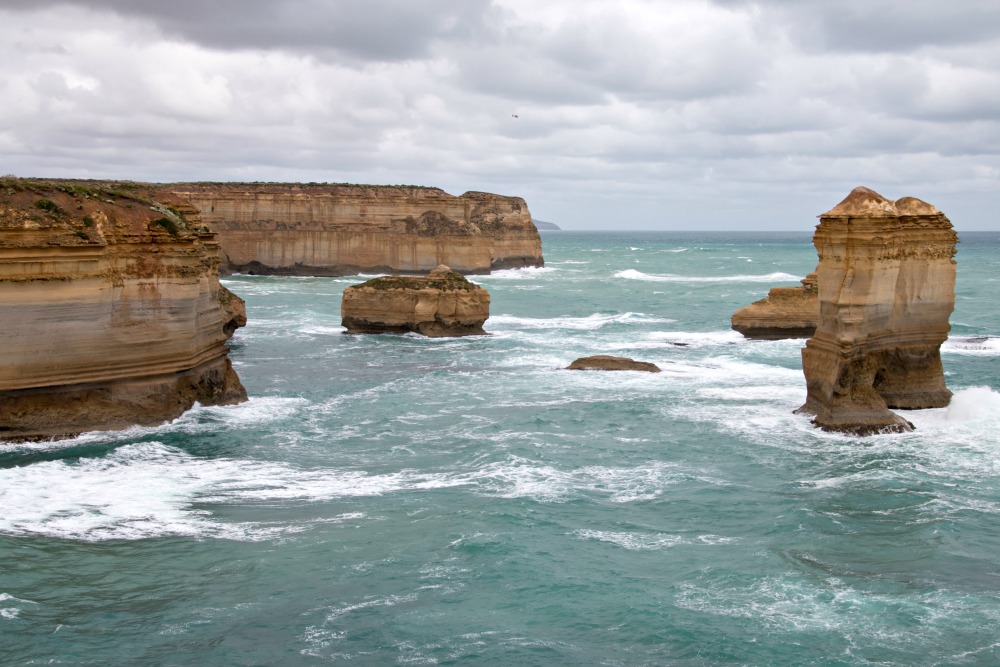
[341,265,490,337]
[0,179,247,442]
[796,186,957,435]
[732,272,819,340]
[566,356,661,372]
[163,184,544,275]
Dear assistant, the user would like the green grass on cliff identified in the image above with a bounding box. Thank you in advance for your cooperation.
[354,272,480,292]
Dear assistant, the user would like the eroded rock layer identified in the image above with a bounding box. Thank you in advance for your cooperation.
[732,272,819,340]
[0,179,247,442]
[163,184,544,275]
[341,265,490,337]
[796,186,957,435]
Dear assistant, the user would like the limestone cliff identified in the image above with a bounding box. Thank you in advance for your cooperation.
[341,265,490,337]
[732,272,819,340]
[0,179,247,442]
[162,184,544,275]
[796,186,957,435]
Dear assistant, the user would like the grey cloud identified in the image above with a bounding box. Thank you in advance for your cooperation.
[713,0,1000,53]
[0,0,496,61]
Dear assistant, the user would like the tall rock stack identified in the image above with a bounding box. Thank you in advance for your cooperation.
[796,186,957,435]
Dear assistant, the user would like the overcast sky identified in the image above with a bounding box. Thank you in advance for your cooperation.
[2,0,999,230]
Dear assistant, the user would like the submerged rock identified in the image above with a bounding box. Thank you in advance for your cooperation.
[732,272,818,340]
[341,265,490,337]
[795,186,957,435]
[565,355,661,372]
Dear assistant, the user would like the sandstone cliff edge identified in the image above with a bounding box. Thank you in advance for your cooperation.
[0,179,247,442]
[162,183,544,275]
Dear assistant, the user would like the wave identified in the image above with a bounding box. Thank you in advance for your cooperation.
[615,269,801,283]
[490,312,675,330]
[479,267,558,280]
[945,387,1000,422]
[0,448,727,540]
[574,529,736,551]
[645,330,746,346]
[943,336,1000,355]
[0,441,466,541]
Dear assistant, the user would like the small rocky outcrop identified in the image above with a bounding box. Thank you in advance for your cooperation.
[341,265,490,337]
[795,186,958,435]
[565,356,661,372]
[732,272,819,340]
[0,178,247,442]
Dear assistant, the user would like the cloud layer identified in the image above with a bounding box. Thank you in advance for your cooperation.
[2,0,998,229]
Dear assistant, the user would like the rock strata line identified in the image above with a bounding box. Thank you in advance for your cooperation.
[0,179,247,442]
[162,184,544,275]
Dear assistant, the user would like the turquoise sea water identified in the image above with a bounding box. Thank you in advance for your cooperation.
[3,231,1000,666]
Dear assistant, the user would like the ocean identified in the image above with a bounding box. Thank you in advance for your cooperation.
[3,231,1000,666]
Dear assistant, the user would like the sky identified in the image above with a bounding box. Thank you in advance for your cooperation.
[2,0,999,230]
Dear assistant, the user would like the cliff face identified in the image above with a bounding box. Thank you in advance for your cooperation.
[163,184,544,275]
[341,265,490,337]
[732,272,819,340]
[0,180,246,442]
[796,186,957,435]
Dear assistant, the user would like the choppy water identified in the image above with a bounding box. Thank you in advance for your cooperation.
[3,231,1000,666]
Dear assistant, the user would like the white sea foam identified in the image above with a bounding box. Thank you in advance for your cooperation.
[0,442,458,541]
[324,593,418,621]
[615,269,801,283]
[646,330,745,346]
[0,593,34,621]
[942,336,1000,355]
[574,529,735,550]
[460,458,724,502]
[945,387,1000,422]
[1,397,312,452]
[299,325,346,336]
[478,267,558,280]
[490,312,675,330]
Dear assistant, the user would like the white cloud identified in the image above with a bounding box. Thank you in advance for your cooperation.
[0,0,998,229]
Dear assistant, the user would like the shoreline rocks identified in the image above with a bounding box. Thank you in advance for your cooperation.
[0,179,247,442]
[795,186,957,435]
[341,265,490,337]
[566,356,661,372]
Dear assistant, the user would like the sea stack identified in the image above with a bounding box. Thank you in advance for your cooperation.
[0,179,247,442]
[796,186,957,435]
[341,265,490,337]
[731,272,819,340]
[163,184,544,275]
